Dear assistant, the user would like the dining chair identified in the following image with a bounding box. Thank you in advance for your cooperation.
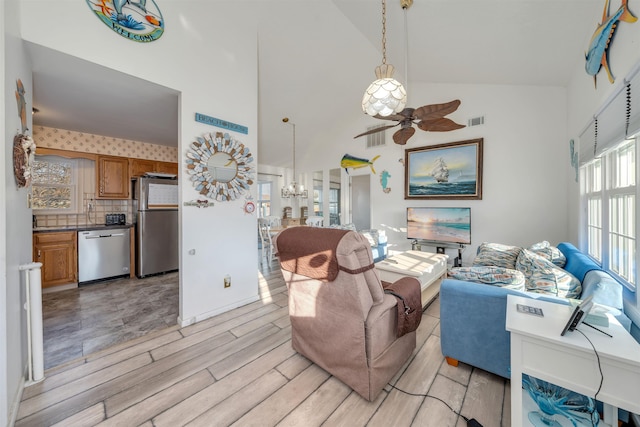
[305,216,324,227]
[258,218,276,265]
[264,215,282,227]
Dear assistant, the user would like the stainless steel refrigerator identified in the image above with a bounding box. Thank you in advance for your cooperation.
[133,176,179,278]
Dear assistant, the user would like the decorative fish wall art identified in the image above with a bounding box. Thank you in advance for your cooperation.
[380,170,391,193]
[569,139,579,183]
[585,0,637,87]
[86,0,165,42]
[340,154,380,174]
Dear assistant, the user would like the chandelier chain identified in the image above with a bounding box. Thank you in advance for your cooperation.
[291,123,296,178]
[381,0,387,65]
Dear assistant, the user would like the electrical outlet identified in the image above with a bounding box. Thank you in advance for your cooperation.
[224,275,231,288]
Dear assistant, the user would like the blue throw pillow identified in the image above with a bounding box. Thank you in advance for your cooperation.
[516,249,581,298]
[473,242,522,270]
[528,241,567,268]
[448,266,525,290]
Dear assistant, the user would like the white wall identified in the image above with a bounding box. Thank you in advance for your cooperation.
[1,4,8,424]
[19,2,259,325]
[4,0,33,423]
[566,3,640,245]
[565,7,640,326]
[299,83,570,265]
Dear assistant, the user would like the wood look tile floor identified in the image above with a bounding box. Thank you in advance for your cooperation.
[19,261,510,427]
[42,272,180,370]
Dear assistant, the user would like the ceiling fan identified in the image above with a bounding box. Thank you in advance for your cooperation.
[354,99,466,145]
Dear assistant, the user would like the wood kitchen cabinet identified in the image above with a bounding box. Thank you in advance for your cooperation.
[155,161,178,175]
[97,155,129,199]
[33,231,77,288]
[129,158,156,178]
[129,159,178,178]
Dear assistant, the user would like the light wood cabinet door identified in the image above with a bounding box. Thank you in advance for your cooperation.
[155,161,178,175]
[129,158,156,178]
[130,159,178,178]
[33,231,77,288]
[97,155,129,199]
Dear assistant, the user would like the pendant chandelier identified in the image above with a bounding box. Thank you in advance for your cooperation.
[361,0,409,117]
[281,118,308,199]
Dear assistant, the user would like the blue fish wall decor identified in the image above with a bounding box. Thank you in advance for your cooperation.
[585,0,637,87]
[380,170,391,193]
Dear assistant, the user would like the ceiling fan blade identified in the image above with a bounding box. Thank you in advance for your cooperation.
[353,124,398,139]
[413,100,461,121]
[373,107,415,121]
[393,127,415,145]
[417,118,466,132]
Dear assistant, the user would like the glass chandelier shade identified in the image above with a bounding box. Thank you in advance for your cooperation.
[281,118,308,199]
[361,0,408,117]
[362,64,407,117]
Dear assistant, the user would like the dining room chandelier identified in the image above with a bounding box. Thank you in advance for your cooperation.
[361,0,409,117]
[281,118,308,199]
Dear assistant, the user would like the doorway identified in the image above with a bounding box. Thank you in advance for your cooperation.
[350,174,370,230]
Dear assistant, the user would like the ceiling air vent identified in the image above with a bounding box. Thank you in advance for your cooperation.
[366,125,386,149]
[468,116,485,127]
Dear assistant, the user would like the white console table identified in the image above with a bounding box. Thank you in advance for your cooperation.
[375,251,448,307]
[506,295,640,426]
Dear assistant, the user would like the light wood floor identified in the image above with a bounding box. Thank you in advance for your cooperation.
[17,260,511,427]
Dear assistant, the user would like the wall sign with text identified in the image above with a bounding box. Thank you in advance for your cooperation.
[86,0,164,42]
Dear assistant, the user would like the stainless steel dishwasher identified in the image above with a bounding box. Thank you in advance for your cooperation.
[78,228,130,284]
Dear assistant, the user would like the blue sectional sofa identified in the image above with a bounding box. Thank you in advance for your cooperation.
[440,242,631,379]
[440,242,638,422]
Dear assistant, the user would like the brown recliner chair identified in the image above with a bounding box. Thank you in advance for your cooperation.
[273,227,418,401]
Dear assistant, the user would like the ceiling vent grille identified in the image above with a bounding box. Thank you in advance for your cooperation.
[468,116,485,127]
[366,125,386,148]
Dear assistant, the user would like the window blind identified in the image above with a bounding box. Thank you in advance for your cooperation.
[579,60,640,165]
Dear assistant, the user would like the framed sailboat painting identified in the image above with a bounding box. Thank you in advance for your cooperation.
[405,138,483,200]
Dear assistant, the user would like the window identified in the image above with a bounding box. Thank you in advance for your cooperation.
[329,188,340,225]
[32,156,80,213]
[257,181,271,217]
[581,138,637,289]
[582,159,602,261]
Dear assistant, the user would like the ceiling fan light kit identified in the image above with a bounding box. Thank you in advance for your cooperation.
[357,0,466,145]
[362,64,407,117]
[362,0,407,117]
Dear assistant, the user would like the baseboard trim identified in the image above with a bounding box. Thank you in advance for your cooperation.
[178,295,260,327]
[8,367,27,426]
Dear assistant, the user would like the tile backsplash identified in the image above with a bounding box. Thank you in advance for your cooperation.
[31,125,178,229]
[34,194,135,228]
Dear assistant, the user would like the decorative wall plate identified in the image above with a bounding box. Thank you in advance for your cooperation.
[244,200,256,214]
[86,0,164,42]
[13,133,36,188]
[185,132,254,201]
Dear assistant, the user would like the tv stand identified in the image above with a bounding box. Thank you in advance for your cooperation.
[413,240,465,267]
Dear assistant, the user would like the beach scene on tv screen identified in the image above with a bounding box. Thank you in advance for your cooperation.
[408,208,471,244]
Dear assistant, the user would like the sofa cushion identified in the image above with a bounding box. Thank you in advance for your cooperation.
[360,229,380,248]
[528,241,567,268]
[581,269,623,310]
[330,223,357,231]
[448,266,525,290]
[473,242,522,270]
[516,249,582,298]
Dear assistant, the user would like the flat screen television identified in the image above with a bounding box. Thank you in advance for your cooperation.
[407,207,471,245]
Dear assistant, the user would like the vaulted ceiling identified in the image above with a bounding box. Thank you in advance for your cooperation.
[29,0,602,168]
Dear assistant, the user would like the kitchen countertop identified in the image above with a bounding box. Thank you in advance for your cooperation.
[33,224,134,233]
